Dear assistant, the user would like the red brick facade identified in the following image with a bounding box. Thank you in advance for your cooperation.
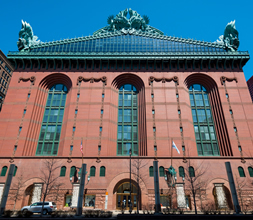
[0,61,253,211]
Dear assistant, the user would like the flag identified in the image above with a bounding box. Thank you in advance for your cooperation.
[172,141,180,154]
[80,140,83,154]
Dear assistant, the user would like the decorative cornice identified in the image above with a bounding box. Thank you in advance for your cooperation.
[148,76,179,85]
[76,76,107,85]
[220,76,238,85]
[18,76,36,85]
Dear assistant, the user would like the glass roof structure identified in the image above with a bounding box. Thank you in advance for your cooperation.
[29,34,226,53]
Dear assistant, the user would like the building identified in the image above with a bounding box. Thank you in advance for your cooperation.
[0,10,253,211]
[0,50,14,111]
[247,76,253,102]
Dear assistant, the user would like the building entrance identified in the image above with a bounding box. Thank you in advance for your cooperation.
[116,182,138,210]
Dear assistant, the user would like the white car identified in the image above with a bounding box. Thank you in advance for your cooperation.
[21,201,57,215]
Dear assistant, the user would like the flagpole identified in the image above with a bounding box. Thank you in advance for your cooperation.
[171,138,173,166]
[81,138,83,164]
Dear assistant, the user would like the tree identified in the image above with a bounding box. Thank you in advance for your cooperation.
[131,158,149,214]
[183,160,209,214]
[9,172,25,211]
[40,159,62,216]
[235,174,247,212]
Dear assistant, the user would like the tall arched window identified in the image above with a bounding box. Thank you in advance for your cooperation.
[36,84,68,156]
[248,167,253,177]
[238,167,245,177]
[100,166,106,177]
[70,166,76,177]
[90,166,96,177]
[159,166,165,177]
[189,166,195,177]
[149,166,153,177]
[179,166,185,177]
[13,166,18,176]
[0,166,7,176]
[117,84,138,156]
[189,84,219,156]
[60,166,66,177]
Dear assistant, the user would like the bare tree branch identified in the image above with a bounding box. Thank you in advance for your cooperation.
[40,159,62,216]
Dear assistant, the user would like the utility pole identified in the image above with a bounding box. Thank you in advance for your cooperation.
[153,160,161,213]
[0,164,15,215]
[76,164,86,216]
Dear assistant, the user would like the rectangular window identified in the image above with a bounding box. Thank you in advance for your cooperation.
[75,109,78,114]
[19,127,22,132]
[73,127,76,132]
[100,127,102,132]
[24,109,26,114]
[84,195,96,207]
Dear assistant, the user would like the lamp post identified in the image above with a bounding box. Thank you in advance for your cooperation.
[129,148,132,214]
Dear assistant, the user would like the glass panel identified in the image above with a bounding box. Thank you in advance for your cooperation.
[190,84,219,156]
[117,84,138,156]
[36,84,67,156]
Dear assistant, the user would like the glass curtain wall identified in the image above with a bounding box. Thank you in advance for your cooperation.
[36,84,67,156]
[117,84,138,156]
[189,84,219,156]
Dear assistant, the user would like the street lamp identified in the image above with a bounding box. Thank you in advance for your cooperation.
[129,147,132,214]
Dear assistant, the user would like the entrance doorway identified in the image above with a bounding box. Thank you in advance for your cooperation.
[22,184,34,207]
[116,182,138,210]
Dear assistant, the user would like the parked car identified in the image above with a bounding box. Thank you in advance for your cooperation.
[21,201,57,215]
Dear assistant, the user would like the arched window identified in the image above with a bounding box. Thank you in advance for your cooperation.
[179,166,185,177]
[100,166,106,177]
[90,166,96,177]
[238,167,245,177]
[149,166,153,177]
[13,166,18,176]
[0,166,7,176]
[189,84,219,156]
[70,166,76,177]
[159,166,164,177]
[60,166,66,177]
[248,167,253,177]
[36,84,68,156]
[189,166,195,177]
[117,84,138,156]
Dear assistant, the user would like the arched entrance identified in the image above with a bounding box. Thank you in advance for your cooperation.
[22,184,34,207]
[115,182,138,210]
[224,186,233,210]
[213,185,233,210]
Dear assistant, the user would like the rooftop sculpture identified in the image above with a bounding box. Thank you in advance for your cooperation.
[216,20,239,51]
[93,8,163,35]
[17,20,41,51]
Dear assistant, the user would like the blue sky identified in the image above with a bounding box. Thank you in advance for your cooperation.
[1,0,252,80]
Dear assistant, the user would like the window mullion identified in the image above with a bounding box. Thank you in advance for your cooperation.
[193,91,204,155]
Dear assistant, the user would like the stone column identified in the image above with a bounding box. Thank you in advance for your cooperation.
[31,183,43,204]
[175,183,186,208]
[71,183,80,208]
[0,183,4,204]
[214,183,227,209]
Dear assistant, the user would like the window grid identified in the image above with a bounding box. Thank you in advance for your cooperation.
[238,167,245,177]
[117,84,138,156]
[36,84,67,156]
[179,166,185,177]
[190,84,220,156]
[100,166,106,177]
